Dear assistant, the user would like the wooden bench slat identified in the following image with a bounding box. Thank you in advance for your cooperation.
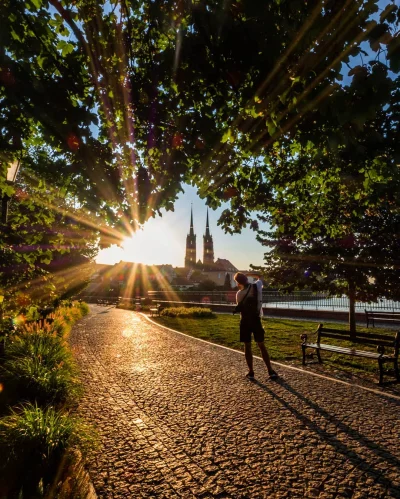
[317,332,357,342]
[371,316,400,322]
[303,343,394,359]
[355,331,398,341]
[365,311,400,317]
[346,338,394,348]
[369,312,400,320]
[320,333,394,348]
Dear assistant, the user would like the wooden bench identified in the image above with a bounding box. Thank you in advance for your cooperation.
[301,324,400,384]
[149,304,163,317]
[365,309,400,328]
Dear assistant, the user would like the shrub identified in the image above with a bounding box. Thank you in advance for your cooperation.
[160,306,215,318]
[2,332,81,404]
[0,403,94,496]
[76,301,89,316]
[25,306,41,322]
[51,317,66,337]
[49,301,87,338]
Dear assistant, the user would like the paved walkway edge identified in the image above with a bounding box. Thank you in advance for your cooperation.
[142,313,400,402]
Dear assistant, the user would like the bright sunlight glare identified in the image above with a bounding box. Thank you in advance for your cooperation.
[96,225,183,266]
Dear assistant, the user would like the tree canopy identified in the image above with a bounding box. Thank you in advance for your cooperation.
[1,0,400,310]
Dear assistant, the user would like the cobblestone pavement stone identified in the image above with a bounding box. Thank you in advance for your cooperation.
[70,306,400,499]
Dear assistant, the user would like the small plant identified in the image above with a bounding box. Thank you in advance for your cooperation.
[0,403,95,496]
[25,306,41,322]
[160,306,215,318]
[51,317,66,337]
[59,299,73,308]
[76,301,89,316]
[2,332,81,404]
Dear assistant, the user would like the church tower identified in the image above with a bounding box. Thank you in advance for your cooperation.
[203,208,214,266]
[185,206,196,268]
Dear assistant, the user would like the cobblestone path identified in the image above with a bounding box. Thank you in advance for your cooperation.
[70,306,400,499]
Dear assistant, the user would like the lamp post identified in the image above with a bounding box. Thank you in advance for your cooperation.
[2,159,21,224]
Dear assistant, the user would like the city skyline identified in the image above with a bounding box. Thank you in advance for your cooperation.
[96,184,267,269]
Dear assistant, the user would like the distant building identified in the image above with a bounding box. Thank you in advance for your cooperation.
[156,264,176,283]
[184,206,196,268]
[203,208,214,266]
[183,207,239,287]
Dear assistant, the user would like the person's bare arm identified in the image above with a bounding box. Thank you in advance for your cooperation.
[245,272,262,279]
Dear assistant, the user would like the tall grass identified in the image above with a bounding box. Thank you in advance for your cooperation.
[2,331,81,404]
[0,301,92,496]
[0,402,94,496]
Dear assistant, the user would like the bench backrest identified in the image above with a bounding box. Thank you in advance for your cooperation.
[365,309,400,317]
[317,324,400,355]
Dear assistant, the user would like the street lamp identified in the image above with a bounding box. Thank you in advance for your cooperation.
[2,159,21,224]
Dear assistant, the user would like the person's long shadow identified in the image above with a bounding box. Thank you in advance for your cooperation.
[96,307,114,314]
[252,378,400,494]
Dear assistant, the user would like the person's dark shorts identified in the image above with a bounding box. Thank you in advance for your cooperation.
[240,317,265,343]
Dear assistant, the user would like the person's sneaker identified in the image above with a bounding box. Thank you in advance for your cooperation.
[268,370,278,380]
[246,371,255,380]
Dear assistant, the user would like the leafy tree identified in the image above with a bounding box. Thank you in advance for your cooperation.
[253,72,400,334]
[197,279,218,291]
[0,162,98,312]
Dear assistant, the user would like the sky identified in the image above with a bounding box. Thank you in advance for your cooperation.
[96,184,267,270]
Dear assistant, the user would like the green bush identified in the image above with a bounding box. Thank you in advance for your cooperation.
[51,318,65,337]
[25,306,41,322]
[0,403,94,496]
[2,332,81,404]
[50,301,88,338]
[0,403,76,460]
[0,301,91,495]
[160,306,215,318]
[76,301,89,316]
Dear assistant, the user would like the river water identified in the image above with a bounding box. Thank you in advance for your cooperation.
[262,297,400,312]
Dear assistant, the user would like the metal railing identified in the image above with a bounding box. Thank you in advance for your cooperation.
[147,290,400,312]
[262,292,400,311]
[76,291,400,312]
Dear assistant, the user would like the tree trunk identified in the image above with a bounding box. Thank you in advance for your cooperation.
[348,279,356,339]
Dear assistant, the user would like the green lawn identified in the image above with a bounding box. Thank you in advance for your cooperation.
[152,314,397,379]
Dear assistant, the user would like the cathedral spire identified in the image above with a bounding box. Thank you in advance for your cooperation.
[203,207,214,266]
[185,204,196,267]
[190,204,194,236]
[205,207,210,236]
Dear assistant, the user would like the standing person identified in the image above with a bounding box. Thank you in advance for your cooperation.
[234,272,278,380]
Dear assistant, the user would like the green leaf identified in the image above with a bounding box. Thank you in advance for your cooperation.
[380,3,397,23]
[267,121,276,136]
[37,55,46,69]
[31,0,42,9]
[221,129,233,143]
[57,40,75,57]
[279,89,290,104]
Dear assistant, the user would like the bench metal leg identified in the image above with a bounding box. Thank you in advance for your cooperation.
[302,345,306,365]
[317,349,322,364]
[378,359,384,385]
[394,359,400,382]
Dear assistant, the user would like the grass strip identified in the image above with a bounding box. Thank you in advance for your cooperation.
[152,314,396,378]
